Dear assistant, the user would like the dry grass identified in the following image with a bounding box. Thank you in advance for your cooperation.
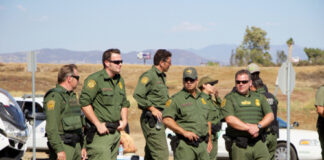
[1,64,323,131]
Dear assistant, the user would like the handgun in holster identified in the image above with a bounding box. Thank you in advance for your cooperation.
[144,110,157,128]
[168,134,179,154]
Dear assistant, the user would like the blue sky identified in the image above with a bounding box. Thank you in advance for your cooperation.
[0,0,323,53]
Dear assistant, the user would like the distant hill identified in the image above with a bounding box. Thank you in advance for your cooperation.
[0,44,310,65]
[0,48,208,66]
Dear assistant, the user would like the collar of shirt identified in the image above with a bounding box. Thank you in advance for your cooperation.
[182,88,202,99]
[235,90,251,97]
[152,65,166,77]
[56,84,73,95]
[100,69,121,81]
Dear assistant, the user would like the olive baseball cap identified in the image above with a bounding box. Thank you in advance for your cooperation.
[198,76,218,88]
[247,63,260,74]
[183,67,197,79]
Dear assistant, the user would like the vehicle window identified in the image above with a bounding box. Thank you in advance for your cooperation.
[17,101,44,113]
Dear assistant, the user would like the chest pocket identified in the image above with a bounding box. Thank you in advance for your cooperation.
[102,90,114,106]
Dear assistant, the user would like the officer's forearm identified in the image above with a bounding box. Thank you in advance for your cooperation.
[163,117,187,136]
[120,107,128,124]
[258,112,274,128]
[208,121,212,142]
[81,105,101,127]
[225,116,249,131]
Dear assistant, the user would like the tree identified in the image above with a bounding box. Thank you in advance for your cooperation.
[276,50,287,65]
[231,26,273,66]
[286,38,294,62]
[304,48,324,65]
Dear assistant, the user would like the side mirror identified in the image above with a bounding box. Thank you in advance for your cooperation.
[292,121,299,127]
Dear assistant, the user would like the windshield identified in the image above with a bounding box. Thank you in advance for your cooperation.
[0,88,26,130]
[277,117,287,128]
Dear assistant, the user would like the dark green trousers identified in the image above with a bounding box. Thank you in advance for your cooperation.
[231,140,269,160]
[266,133,277,160]
[175,140,209,160]
[49,142,81,160]
[318,127,324,159]
[86,131,120,160]
[140,115,169,160]
[209,134,218,160]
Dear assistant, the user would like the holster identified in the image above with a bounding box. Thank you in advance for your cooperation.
[235,137,248,148]
[168,134,179,154]
[144,110,157,128]
[223,134,233,152]
[60,133,82,147]
[211,122,222,135]
[84,120,97,144]
[105,121,120,134]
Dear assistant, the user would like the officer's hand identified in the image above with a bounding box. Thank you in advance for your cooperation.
[207,141,213,153]
[183,131,199,141]
[57,151,66,160]
[149,106,162,122]
[81,148,87,160]
[117,120,127,131]
[96,122,109,135]
[247,123,259,138]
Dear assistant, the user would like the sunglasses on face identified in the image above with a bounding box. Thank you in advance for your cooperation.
[71,75,80,81]
[235,80,249,84]
[184,78,196,83]
[109,60,123,65]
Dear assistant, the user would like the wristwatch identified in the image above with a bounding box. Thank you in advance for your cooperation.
[257,123,262,129]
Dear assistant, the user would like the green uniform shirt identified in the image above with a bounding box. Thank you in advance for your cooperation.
[315,85,324,128]
[79,69,130,122]
[133,66,169,110]
[201,92,223,125]
[221,91,272,138]
[163,89,210,136]
[44,84,82,153]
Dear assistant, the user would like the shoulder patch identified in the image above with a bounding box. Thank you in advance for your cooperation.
[119,81,123,89]
[221,99,226,108]
[87,79,96,89]
[141,76,149,84]
[165,99,172,108]
[201,98,206,104]
[47,100,55,110]
[255,99,260,106]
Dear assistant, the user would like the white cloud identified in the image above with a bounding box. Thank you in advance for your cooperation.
[17,4,27,11]
[265,22,280,27]
[171,22,208,32]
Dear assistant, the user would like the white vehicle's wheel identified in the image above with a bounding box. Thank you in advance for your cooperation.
[275,142,297,160]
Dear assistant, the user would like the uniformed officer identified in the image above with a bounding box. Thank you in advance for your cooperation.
[221,69,274,160]
[44,64,86,160]
[80,49,130,160]
[198,76,223,160]
[163,67,211,160]
[315,85,324,159]
[247,63,279,160]
[133,49,172,160]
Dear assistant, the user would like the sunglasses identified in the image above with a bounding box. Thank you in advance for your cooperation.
[71,75,80,81]
[184,78,196,83]
[235,80,249,84]
[109,60,123,65]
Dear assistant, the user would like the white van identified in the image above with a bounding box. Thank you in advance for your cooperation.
[15,95,48,150]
